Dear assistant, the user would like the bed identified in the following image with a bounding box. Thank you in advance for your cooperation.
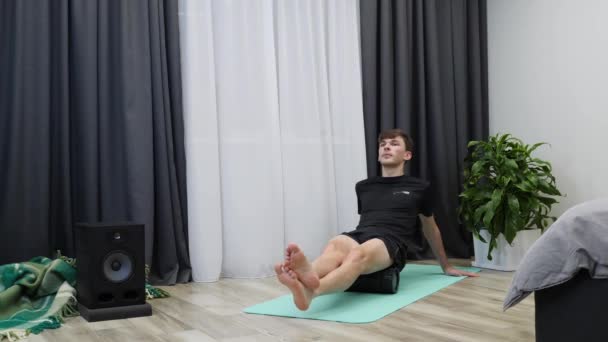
[503,198,608,342]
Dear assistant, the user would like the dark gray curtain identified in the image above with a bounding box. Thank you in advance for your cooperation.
[359,0,489,258]
[0,0,191,284]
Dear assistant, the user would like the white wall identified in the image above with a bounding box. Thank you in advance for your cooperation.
[487,0,608,216]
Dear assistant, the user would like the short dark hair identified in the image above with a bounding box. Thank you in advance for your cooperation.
[377,128,414,152]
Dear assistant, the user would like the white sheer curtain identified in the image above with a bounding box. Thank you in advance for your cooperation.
[179,0,366,281]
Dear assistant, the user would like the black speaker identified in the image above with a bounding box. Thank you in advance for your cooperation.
[74,222,152,322]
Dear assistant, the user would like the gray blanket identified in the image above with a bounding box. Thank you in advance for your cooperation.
[503,198,608,310]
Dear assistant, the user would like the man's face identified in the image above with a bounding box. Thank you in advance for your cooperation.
[378,136,412,167]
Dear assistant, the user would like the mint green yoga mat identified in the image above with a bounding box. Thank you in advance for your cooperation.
[243,264,480,323]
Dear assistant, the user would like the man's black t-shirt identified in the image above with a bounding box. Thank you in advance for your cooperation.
[354,175,433,248]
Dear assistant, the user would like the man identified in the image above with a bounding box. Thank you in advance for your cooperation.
[275,128,479,311]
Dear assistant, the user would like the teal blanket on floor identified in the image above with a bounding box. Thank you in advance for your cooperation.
[0,256,170,341]
[0,257,78,341]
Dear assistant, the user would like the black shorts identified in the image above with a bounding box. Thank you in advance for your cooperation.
[341,230,408,271]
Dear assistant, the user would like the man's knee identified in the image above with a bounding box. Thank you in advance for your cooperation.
[344,247,369,271]
[346,239,392,273]
[326,235,357,253]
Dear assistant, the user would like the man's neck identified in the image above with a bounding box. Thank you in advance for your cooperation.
[381,166,405,177]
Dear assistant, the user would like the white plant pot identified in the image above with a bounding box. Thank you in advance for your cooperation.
[472,229,541,271]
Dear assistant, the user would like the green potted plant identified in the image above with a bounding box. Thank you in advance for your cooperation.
[459,133,562,270]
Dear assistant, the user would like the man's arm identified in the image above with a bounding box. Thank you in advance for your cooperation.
[419,214,479,277]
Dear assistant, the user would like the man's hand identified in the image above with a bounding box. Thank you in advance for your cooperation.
[418,215,480,278]
[443,266,479,277]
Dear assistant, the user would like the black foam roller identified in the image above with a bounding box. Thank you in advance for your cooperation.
[346,266,400,294]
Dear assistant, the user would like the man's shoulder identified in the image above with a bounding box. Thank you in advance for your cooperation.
[355,176,385,189]
[355,177,376,187]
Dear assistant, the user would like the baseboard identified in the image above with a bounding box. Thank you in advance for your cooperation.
[471,260,516,272]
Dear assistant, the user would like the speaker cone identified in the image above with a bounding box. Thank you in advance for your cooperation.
[103,251,134,283]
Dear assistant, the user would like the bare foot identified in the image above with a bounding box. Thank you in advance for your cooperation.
[285,243,320,290]
[274,263,314,311]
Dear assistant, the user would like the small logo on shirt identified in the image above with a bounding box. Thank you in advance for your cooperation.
[393,190,410,195]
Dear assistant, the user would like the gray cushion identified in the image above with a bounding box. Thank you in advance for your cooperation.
[503,198,608,310]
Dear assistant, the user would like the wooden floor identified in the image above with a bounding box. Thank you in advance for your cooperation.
[29,259,535,342]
